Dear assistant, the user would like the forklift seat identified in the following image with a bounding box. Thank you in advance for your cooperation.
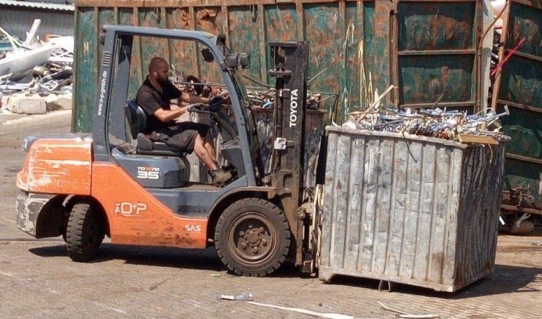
[126,100,186,157]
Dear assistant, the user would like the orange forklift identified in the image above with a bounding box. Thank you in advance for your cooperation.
[16,25,322,276]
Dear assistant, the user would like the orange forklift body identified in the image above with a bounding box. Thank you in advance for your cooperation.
[17,137,208,248]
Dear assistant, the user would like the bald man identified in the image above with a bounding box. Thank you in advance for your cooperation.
[136,57,232,184]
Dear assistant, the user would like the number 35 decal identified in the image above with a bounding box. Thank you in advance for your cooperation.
[137,167,160,180]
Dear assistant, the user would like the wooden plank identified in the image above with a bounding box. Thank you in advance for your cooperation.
[457,134,498,145]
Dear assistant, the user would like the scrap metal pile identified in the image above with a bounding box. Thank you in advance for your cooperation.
[336,84,509,144]
[0,20,73,95]
[344,106,509,142]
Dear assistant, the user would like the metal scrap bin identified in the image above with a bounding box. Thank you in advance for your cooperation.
[318,126,507,292]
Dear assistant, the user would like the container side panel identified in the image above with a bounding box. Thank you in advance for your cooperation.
[455,145,504,288]
[343,136,364,270]
[498,56,542,108]
[427,145,451,284]
[264,4,299,43]
[362,2,377,111]
[496,1,542,207]
[398,2,475,51]
[99,8,116,56]
[75,8,98,132]
[167,8,199,82]
[358,136,378,272]
[368,1,391,109]
[373,137,393,274]
[502,107,542,158]
[304,4,344,116]
[401,140,422,279]
[505,158,542,202]
[396,1,477,111]
[195,6,225,84]
[442,148,462,284]
[413,142,435,281]
[228,6,263,83]
[118,8,142,99]
[398,55,474,106]
[343,2,367,111]
[321,130,339,268]
[330,134,353,269]
[139,8,170,71]
[507,2,542,58]
[386,140,408,277]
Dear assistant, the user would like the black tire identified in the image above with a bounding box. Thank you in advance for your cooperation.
[214,198,291,277]
[66,200,105,262]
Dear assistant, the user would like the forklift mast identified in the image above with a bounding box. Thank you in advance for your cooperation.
[268,41,309,265]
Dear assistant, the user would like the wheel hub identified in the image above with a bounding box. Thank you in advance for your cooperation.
[232,218,274,261]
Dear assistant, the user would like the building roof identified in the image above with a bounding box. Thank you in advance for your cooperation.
[0,0,74,11]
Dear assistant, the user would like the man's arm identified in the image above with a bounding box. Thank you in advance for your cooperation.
[179,91,209,105]
[154,92,211,123]
[153,105,190,123]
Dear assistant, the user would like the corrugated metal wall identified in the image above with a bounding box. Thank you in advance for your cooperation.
[492,1,542,206]
[0,6,74,40]
[73,0,486,132]
[319,127,506,292]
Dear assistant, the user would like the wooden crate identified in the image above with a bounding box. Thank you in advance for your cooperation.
[319,126,507,292]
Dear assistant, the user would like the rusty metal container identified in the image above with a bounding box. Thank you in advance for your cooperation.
[73,0,489,132]
[491,1,542,216]
[318,127,507,292]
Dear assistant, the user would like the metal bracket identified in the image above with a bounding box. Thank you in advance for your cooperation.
[274,137,288,150]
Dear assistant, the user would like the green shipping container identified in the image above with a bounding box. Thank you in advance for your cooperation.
[73,0,490,132]
[492,1,542,218]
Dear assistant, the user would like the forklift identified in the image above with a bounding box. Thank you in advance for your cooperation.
[16,25,322,276]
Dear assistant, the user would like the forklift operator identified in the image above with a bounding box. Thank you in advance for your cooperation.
[136,57,232,184]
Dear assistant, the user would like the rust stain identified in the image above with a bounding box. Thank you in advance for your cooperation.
[18,138,92,195]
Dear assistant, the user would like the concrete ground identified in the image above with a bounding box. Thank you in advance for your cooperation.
[1,110,541,319]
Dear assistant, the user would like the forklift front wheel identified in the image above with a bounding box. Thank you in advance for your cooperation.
[215,198,291,277]
[66,200,105,262]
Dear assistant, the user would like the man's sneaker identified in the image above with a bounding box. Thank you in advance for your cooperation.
[210,168,232,184]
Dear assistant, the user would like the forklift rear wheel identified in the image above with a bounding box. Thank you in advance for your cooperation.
[66,200,105,262]
[215,198,291,277]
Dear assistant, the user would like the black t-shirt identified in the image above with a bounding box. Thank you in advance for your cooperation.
[136,76,182,134]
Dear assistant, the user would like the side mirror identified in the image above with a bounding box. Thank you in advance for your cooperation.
[201,48,214,62]
[238,53,250,69]
[226,53,250,69]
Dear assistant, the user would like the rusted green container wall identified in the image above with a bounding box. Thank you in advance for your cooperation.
[492,1,542,205]
[73,0,485,132]
[396,1,480,111]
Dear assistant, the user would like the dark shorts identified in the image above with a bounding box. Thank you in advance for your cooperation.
[154,122,210,153]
